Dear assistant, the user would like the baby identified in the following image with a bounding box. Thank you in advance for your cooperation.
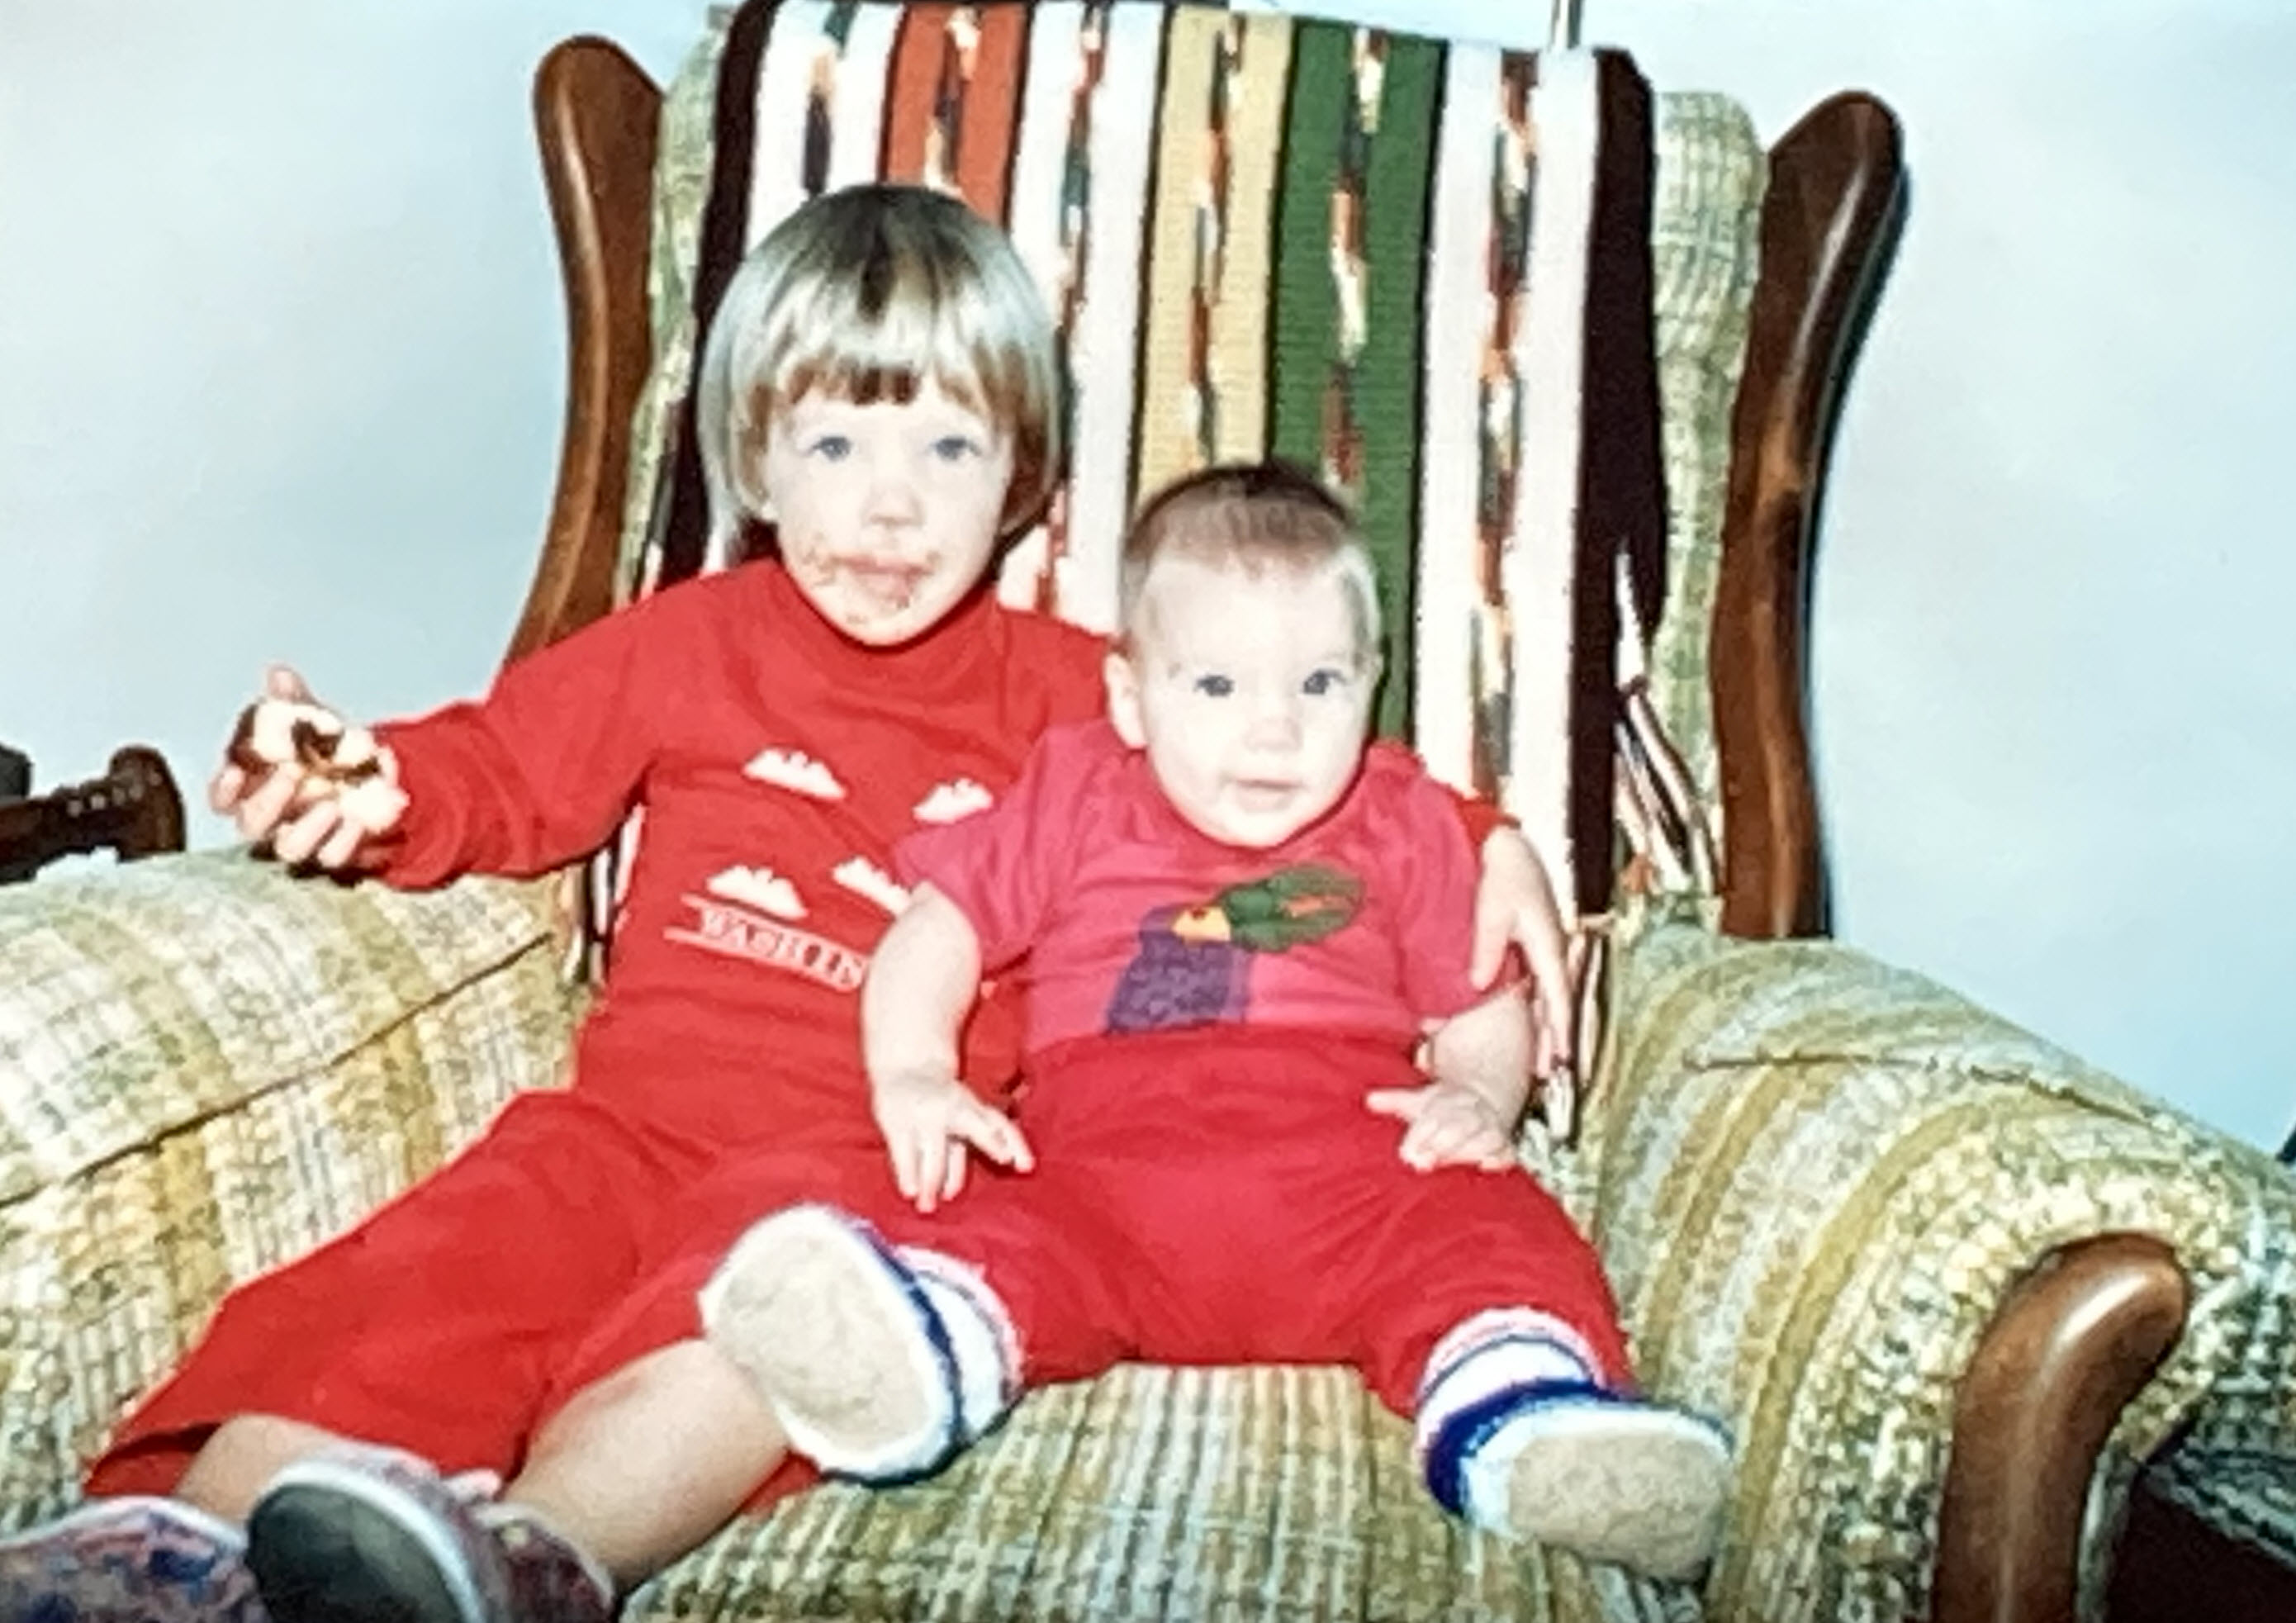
[701,462,1733,1582]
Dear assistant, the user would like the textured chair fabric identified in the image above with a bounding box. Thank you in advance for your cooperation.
[0,854,578,1524]
[639,1364,1701,1623]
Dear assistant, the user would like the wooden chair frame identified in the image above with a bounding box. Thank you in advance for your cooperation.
[510,38,2193,1623]
[0,747,186,884]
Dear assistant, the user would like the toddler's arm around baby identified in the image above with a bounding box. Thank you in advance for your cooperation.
[1367,985,1535,1174]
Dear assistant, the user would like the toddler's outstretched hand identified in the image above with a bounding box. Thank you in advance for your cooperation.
[874,1068,1035,1213]
[211,665,407,870]
[1366,1079,1518,1173]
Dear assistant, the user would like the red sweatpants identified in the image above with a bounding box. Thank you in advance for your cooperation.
[88,1028,1624,1497]
[839,1026,1630,1414]
[86,1088,894,1504]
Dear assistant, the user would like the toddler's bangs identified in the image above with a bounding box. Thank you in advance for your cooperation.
[762,264,1016,426]
[704,185,1065,549]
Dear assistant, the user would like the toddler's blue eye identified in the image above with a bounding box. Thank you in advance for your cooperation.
[1193,673,1235,698]
[810,435,853,462]
[1302,667,1348,696]
[931,435,980,463]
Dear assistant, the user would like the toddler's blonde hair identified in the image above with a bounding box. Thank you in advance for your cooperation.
[697,184,1061,563]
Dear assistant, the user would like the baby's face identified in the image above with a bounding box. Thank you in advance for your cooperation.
[760,378,1013,645]
[1109,554,1376,849]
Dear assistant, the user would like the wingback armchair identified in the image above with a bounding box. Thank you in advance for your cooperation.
[2,7,2290,1623]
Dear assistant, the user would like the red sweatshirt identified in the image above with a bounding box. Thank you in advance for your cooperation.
[372,562,1107,1150]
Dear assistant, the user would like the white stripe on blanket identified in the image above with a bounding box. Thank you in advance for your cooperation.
[743,2,835,257]
[1505,47,1600,923]
[994,2,1089,612]
[1056,5,1165,635]
[823,3,902,196]
[1412,42,1503,799]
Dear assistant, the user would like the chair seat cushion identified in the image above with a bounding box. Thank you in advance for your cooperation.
[635,1364,1701,1623]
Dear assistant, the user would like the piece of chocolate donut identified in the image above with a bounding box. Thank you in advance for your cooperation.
[229,700,382,785]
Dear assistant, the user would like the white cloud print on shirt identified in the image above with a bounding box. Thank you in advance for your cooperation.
[744,747,847,801]
[833,857,912,917]
[913,779,994,824]
[706,866,809,922]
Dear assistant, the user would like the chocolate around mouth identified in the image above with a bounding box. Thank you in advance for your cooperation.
[844,563,925,601]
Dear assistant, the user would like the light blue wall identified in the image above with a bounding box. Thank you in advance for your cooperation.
[0,0,709,785]
[3,2,2290,1151]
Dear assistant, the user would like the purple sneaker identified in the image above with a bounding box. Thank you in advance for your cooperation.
[243,1445,611,1623]
[0,1496,265,1623]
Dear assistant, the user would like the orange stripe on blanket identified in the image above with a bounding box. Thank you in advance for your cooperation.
[954,5,1028,221]
[880,4,956,182]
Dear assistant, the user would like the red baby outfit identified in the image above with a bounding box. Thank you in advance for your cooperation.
[88,562,1106,1497]
[833,720,1632,1416]
[920,720,1494,1051]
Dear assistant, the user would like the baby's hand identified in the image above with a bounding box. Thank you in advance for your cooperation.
[1365,1080,1518,1173]
[873,1068,1034,1213]
[211,665,406,869]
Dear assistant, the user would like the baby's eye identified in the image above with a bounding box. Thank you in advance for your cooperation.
[1302,667,1350,697]
[809,434,853,462]
[930,434,982,463]
[1193,673,1236,698]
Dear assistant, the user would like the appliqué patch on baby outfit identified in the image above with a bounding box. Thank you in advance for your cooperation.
[1104,865,1364,1033]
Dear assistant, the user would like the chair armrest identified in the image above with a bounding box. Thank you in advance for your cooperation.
[0,850,584,1523]
[1585,921,2296,1621]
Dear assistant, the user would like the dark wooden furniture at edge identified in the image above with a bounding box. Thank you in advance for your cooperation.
[0,747,187,884]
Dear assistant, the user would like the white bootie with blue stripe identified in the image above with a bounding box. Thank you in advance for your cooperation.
[700,1203,1015,1483]
[1416,1309,1733,1583]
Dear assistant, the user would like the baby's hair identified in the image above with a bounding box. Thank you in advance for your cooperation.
[697,183,1062,563]
[1118,461,1383,667]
